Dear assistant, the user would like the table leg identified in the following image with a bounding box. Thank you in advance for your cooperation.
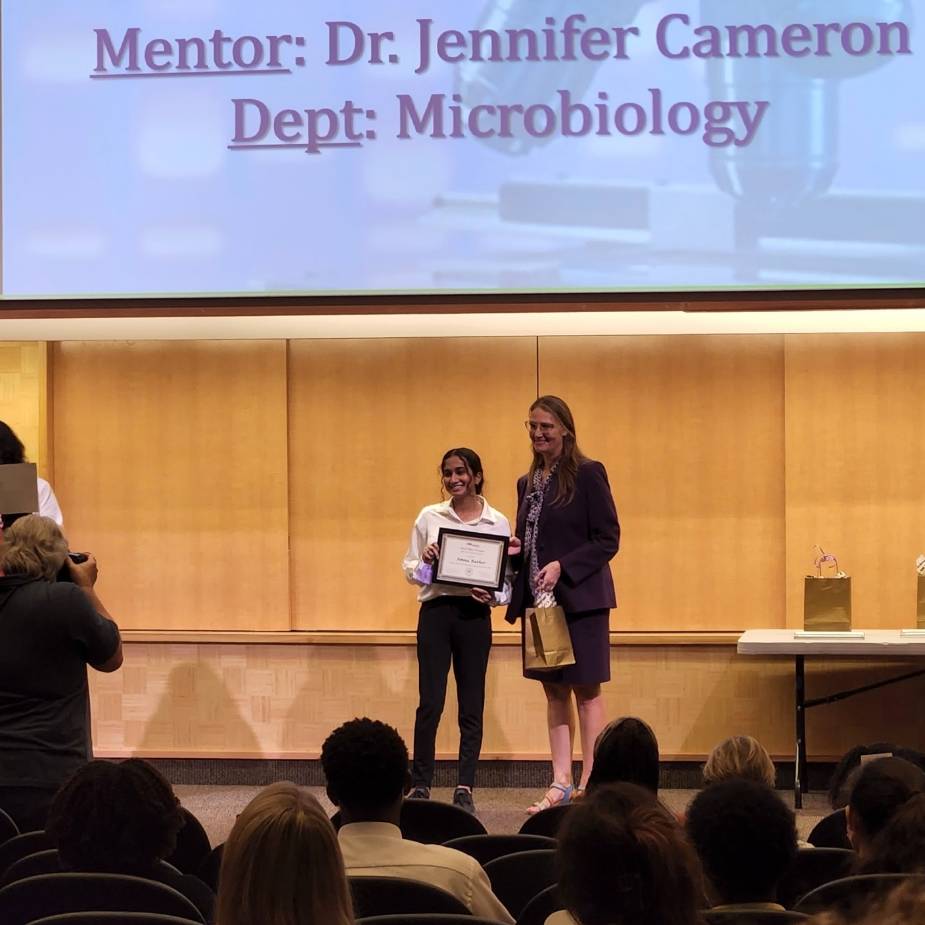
[795,654,807,810]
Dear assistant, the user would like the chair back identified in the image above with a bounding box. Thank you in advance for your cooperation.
[399,799,487,843]
[806,809,850,849]
[794,873,925,915]
[483,849,557,920]
[0,872,205,925]
[357,916,505,925]
[443,834,556,865]
[518,804,573,838]
[516,884,563,925]
[349,876,471,918]
[1,849,61,886]
[29,914,201,924]
[196,843,224,893]
[777,847,855,908]
[704,911,808,925]
[164,808,211,876]
[0,807,18,845]
[0,830,53,880]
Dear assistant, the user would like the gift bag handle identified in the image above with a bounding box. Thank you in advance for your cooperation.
[814,546,839,578]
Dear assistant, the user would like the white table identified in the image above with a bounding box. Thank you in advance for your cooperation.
[737,630,925,807]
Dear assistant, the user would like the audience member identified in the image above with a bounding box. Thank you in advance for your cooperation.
[847,757,925,863]
[806,879,925,925]
[321,717,513,923]
[585,717,659,795]
[702,735,776,789]
[216,782,353,925]
[0,515,121,830]
[858,793,925,875]
[548,782,703,925]
[686,778,798,910]
[46,758,214,921]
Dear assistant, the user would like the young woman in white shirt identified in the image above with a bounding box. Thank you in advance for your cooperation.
[402,447,511,815]
[0,421,63,526]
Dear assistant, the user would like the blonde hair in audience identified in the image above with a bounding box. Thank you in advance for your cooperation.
[0,514,68,580]
[703,735,776,788]
[217,782,353,925]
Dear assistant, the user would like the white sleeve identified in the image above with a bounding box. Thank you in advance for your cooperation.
[37,479,64,526]
[493,513,513,607]
[402,511,429,585]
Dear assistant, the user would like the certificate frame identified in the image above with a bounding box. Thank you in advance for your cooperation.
[434,527,509,593]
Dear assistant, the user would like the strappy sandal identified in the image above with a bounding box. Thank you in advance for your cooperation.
[571,787,586,801]
[526,782,573,815]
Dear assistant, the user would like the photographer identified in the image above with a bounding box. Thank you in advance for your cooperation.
[0,515,121,831]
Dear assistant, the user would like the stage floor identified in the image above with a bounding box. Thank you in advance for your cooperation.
[175,785,831,848]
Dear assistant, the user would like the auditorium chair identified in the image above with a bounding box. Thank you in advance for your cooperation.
[517,803,573,838]
[332,799,488,844]
[704,911,808,925]
[196,842,223,893]
[29,914,201,925]
[0,872,205,925]
[777,847,855,908]
[0,807,18,845]
[442,833,556,865]
[357,917,505,925]
[483,849,557,920]
[164,808,211,876]
[516,884,563,925]
[348,875,471,918]
[794,873,925,915]
[1,848,60,886]
[0,829,53,880]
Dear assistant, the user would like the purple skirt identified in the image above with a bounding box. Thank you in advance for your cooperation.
[522,608,611,685]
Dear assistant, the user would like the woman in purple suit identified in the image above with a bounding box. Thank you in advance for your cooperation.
[506,395,620,814]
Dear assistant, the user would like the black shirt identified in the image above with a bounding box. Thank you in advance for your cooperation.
[0,575,120,787]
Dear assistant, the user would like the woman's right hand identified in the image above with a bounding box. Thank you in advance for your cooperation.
[421,543,439,564]
[508,537,522,556]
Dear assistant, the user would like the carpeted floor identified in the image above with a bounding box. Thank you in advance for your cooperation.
[174,784,831,848]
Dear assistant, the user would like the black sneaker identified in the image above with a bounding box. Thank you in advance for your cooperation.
[453,787,476,815]
[408,787,431,800]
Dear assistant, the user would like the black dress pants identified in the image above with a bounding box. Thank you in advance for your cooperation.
[412,595,492,789]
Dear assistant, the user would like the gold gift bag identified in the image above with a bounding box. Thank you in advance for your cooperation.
[524,606,576,671]
[916,575,925,629]
[804,551,851,631]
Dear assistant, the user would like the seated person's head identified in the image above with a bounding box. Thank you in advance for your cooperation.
[586,716,659,795]
[848,757,925,859]
[0,514,68,581]
[46,758,184,872]
[828,742,901,810]
[557,782,702,925]
[858,793,925,876]
[217,782,353,925]
[321,717,410,822]
[685,778,797,906]
[702,735,776,789]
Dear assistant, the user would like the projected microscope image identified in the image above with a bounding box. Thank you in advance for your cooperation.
[416,0,923,292]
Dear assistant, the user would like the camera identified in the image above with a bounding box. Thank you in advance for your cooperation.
[56,551,89,583]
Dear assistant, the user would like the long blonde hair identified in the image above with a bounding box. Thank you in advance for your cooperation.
[216,783,354,925]
[0,514,68,580]
[527,395,587,506]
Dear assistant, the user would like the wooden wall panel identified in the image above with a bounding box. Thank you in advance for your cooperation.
[287,338,537,631]
[538,336,785,631]
[0,342,51,475]
[51,341,290,630]
[785,335,925,629]
[90,643,925,760]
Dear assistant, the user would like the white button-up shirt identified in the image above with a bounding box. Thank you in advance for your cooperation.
[402,498,512,605]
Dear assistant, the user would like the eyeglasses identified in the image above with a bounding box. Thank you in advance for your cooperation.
[525,421,557,433]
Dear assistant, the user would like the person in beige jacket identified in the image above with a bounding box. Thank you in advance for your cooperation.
[321,717,514,924]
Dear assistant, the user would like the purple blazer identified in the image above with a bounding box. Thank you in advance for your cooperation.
[505,459,620,623]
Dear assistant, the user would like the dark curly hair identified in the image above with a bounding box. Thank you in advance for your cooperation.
[849,756,925,846]
[47,759,184,872]
[685,778,797,905]
[0,421,26,466]
[587,717,660,795]
[321,717,409,814]
[557,782,702,925]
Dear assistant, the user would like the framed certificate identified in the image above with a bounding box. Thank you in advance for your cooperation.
[434,528,509,593]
